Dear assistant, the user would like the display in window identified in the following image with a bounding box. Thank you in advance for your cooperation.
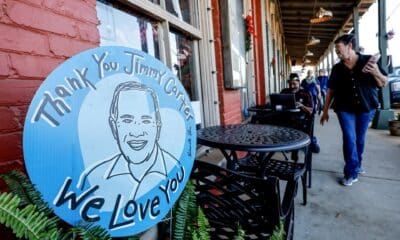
[170,31,196,100]
[97,1,160,59]
[165,0,194,25]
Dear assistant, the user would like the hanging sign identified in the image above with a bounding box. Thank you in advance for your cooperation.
[23,46,196,237]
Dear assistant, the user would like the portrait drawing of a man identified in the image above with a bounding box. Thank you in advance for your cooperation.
[77,81,180,204]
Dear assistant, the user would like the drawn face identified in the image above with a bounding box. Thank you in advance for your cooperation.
[113,89,159,164]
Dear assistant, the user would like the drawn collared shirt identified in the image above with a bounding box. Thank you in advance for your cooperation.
[77,144,179,210]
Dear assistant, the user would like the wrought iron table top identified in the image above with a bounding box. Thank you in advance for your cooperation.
[197,124,310,152]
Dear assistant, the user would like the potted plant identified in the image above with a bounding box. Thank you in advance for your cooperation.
[0,170,287,240]
[388,113,400,136]
[0,170,210,240]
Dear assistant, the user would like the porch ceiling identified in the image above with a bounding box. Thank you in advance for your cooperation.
[278,0,375,66]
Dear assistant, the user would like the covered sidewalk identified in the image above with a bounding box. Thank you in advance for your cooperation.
[295,110,400,239]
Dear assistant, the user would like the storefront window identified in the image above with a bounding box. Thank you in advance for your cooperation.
[96,0,160,59]
[169,30,196,100]
[165,0,194,25]
[95,0,214,125]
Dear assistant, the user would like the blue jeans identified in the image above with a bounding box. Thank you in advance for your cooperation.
[336,111,372,179]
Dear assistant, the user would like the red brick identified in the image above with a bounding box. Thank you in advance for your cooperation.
[10,105,28,131]
[0,132,23,161]
[224,91,241,103]
[10,54,64,78]
[0,0,9,24]
[0,79,42,105]
[6,0,77,37]
[0,53,11,76]
[0,23,50,55]
[0,159,24,175]
[77,22,99,43]
[84,0,97,7]
[43,0,99,24]
[219,90,242,125]
[49,34,96,57]
[0,106,20,132]
[17,0,43,7]
[0,159,25,193]
[223,113,242,125]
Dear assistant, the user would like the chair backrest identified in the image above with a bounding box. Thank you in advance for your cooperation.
[191,160,283,239]
[250,111,314,172]
[251,111,314,137]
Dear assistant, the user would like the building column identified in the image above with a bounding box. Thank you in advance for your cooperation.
[371,0,394,129]
[353,7,360,52]
[252,0,266,105]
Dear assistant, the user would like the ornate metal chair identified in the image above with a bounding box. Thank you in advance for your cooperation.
[240,111,314,205]
[191,160,295,240]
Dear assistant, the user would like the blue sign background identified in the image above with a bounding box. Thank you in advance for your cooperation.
[23,46,196,237]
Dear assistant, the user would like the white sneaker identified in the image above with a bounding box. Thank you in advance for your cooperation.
[341,177,358,186]
[358,167,366,175]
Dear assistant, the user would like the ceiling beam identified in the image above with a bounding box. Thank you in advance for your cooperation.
[280,1,356,8]
[279,0,374,66]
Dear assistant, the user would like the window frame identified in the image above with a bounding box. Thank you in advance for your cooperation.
[97,0,220,127]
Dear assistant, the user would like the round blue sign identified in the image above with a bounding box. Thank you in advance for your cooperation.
[23,46,197,237]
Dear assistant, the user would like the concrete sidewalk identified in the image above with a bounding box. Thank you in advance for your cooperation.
[295,110,400,240]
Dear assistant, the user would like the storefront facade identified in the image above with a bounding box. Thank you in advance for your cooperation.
[0,0,290,183]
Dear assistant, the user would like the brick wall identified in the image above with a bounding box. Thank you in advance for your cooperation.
[252,0,266,105]
[211,0,242,125]
[0,0,99,178]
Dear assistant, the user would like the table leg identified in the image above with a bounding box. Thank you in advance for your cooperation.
[218,148,239,170]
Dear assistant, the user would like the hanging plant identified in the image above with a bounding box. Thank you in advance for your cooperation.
[244,15,255,52]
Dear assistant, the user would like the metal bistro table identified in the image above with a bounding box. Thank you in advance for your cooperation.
[197,124,311,171]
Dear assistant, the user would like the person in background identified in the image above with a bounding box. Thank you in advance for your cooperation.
[320,34,387,186]
[281,73,313,115]
[301,69,321,115]
[299,70,321,153]
[317,69,329,114]
[281,73,319,158]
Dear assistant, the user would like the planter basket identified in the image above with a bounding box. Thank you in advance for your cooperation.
[388,120,400,136]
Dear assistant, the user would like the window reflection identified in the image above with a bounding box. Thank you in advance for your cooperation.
[97,0,160,59]
[165,0,193,25]
[169,31,196,100]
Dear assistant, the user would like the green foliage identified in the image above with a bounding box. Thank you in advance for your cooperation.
[244,16,253,52]
[0,192,59,240]
[69,223,112,240]
[191,207,210,240]
[0,171,113,240]
[269,221,285,240]
[172,181,210,240]
[0,171,214,240]
[234,224,245,240]
[0,170,53,216]
[123,236,141,240]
